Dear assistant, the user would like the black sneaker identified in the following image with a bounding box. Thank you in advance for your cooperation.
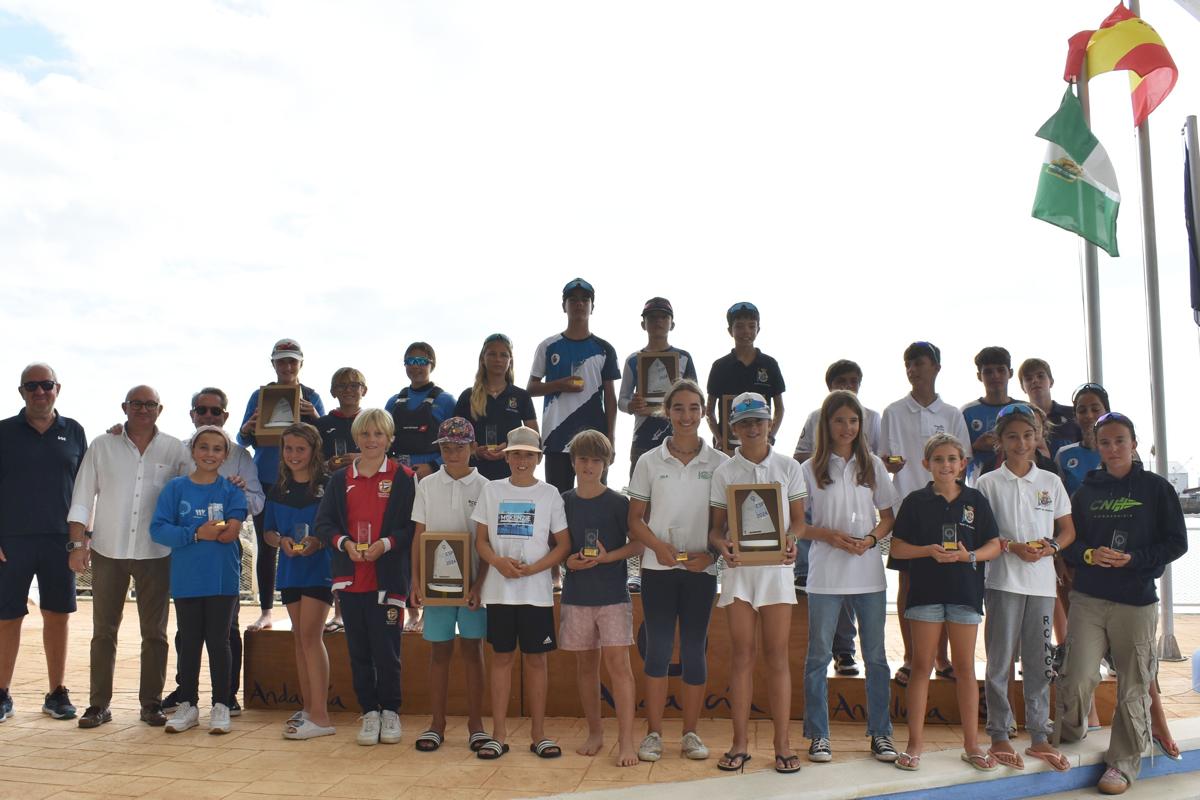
[870,735,898,762]
[161,689,182,713]
[794,575,807,595]
[834,653,859,677]
[42,686,76,720]
[807,737,832,763]
[229,697,242,717]
[0,688,12,722]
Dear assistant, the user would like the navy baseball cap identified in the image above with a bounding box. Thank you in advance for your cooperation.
[642,297,674,316]
[562,278,595,300]
[726,301,760,325]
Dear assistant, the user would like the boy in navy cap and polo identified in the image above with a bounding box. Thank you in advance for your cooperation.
[706,302,785,452]
[527,279,620,494]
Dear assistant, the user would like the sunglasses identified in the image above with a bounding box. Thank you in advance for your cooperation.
[332,382,365,391]
[726,301,759,316]
[404,356,432,367]
[484,333,512,346]
[21,380,56,392]
[1072,382,1108,404]
[125,400,161,411]
[996,403,1035,419]
[1095,411,1133,429]
[192,406,226,416]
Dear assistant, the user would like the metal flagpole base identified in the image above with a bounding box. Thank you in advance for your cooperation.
[1157,633,1185,662]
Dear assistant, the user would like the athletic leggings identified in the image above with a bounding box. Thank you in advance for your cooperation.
[175,595,239,707]
[253,497,276,610]
[640,568,716,686]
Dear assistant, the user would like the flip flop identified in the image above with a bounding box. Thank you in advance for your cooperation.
[468,731,491,752]
[415,730,443,752]
[935,666,956,681]
[988,748,1025,770]
[283,718,336,740]
[323,620,344,633]
[530,739,562,759]
[1025,747,1071,772]
[717,752,751,772]
[1153,734,1183,762]
[476,739,509,760]
[894,753,921,771]
[894,666,912,687]
[774,753,802,774]
[961,752,998,772]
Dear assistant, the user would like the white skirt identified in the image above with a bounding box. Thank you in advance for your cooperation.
[717,564,797,609]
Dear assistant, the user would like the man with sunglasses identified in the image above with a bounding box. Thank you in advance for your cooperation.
[0,364,88,724]
[67,385,189,729]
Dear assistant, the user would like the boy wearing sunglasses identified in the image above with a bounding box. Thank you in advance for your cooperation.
[385,343,456,481]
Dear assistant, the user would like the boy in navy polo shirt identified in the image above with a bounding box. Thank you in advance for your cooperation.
[527,278,620,495]
[705,302,785,452]
[961,347,1015,485]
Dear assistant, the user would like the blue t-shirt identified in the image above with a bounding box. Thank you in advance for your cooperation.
[150,475,248,598]
[620,347,698,452]
[1055,442,1100,496]
[530,333,621,454]
[265,480,331,591]
[384,385,456,468]
[961,398,1009,483]
[238,384,326,487]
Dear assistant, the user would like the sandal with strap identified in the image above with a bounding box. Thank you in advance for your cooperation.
[1025,747,1071,772]
[468,731,491,752]
[476,739,509,760]
[415,730,443,752]
[775,753,802,774]
[988,747,1024,770]
[961,751,998,772]
[530,739,562,759]
[895,752,921,771]
[718,751,751,772]
[894,666,912,687]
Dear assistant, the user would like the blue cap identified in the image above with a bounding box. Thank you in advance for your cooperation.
[726,301,759,325]
[562,278,595,299]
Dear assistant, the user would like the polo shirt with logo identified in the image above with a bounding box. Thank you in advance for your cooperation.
[0,410,88,537]
[1054,442,1100,496]
[412,465,489,577]
[342,458,402,593]
[880,394,972,506]
[530,333,620,454]
[976,463,1070,597]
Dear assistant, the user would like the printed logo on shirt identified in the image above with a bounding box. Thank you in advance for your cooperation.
[508,397,518,411]
[386,607,400,625]
[57,435,67,441]
[971,419,983,431]
[1089,497,1142,513]
[467,498,477,510]
[498,500,535,538]
[315,485,325,498]
[1037,490,1052,507]
[933,424,946,435]
[551,353,561,366]
[542,635,553,645]
[756,368,768,383]
[378,480,393,498]
[1067,457,1079,469]
[961,505,975,525]
[699,471,713,479]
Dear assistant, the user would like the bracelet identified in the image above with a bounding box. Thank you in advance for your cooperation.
[866,534,878,549]
[1049,539,1061,553]
[1001,539,1010,554]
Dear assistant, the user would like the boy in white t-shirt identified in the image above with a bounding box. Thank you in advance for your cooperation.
[409,418,491,754]
[471,426,570,761]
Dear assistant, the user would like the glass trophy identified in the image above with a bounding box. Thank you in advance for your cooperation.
[334,439,348,458]
[668,526,690,562]
[485,425,499,451]
[941,523,958,550]
[355,521,373,552]
[1026,531,1045,551]
[207,502,226,529]
[569,361,585,388]
[292,523,309,552]
[503,538,527,566]
[582,528,600,558]
[1110,529,1129,553]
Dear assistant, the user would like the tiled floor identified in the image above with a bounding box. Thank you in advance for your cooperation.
[1,601,1196,799]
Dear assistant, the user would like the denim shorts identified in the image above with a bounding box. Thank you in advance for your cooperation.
[904,603,982,625]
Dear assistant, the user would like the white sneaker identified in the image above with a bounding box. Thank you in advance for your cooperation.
[638,732,663,762]
[681,731,709,760]
[380,709,402,744]
[357,710,381,746]
[208,703,231,735]
[165,701,199,733]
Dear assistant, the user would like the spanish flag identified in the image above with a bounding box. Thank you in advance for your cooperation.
[1063,4,1177,127]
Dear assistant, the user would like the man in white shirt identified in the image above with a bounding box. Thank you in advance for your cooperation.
[67,386,189,729]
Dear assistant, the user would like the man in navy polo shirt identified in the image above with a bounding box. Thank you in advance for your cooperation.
[0,363,88,722]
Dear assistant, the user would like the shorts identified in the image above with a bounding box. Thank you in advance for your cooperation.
[423,605,487,642]
[0,535,76,619]
[280,586,334,606]
[559,602,634,651]
[717,564,797,609]
[486,604,556,654]
[904,603,982,625]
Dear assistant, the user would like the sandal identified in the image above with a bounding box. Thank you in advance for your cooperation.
[894,752,921,771]
[283,718,336,740]
[1153,734,1182,762]
[961,752,998,772]
[935,665,956,681]
[530,739,562,759]
[415,730,443,752]
[988,747,1025,770]
[323,620,344,634]
[717,752,751,772]
[468,731,491,752]
[774,753,801,774]
[476,739,509,760]
[1025,747,1071,772]
[894,666,912,687]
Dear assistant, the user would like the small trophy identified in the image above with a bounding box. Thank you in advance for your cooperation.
[334,439,348,458]
[668,527,690,562]
[569,361,585,389]
[292,523,309,553]
[941,523,958,550]
[395,453,411,468]
[355,521,373,552]
[208,502,226,529]
[485,425,499,452]
[1111,529,1129,553]
[582,528,600,558]
[1027,533,1045,551]
[503,538,527,566]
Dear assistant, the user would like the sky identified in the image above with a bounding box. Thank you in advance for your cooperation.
[1,1,1199,486]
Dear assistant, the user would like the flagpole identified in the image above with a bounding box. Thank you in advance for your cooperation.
[1076,76,1104,383]
[1125,0,1181,662]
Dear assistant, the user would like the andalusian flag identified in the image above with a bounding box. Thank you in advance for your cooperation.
[1064,4,1177,127]
[1032,88,1120,257]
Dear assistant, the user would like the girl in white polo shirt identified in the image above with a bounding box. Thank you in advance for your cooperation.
[800,391,898,765]
[709,392,805,775]
[627,379,729,763]
[976,404,1074,772]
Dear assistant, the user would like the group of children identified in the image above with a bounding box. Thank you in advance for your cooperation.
[139,283,1186,795]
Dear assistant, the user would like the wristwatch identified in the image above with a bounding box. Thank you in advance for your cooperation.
[968,550,977,570]
[1083,548,1095,565]
[1048,539,1062,553]
[65,540,87,552]
[866,534,878,549]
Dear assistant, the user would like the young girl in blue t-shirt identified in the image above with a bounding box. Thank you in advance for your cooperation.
[262,423,334,739]
[150,426,247,735]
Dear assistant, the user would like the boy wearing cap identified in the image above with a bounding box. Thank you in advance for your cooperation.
[880,341,970,684]
[528,279,620,494]
[409,417,491,753]
[471,426,571,760]
[706,302,785,451]
[239,338,326,632]
[1017,358,1081,457]
[961,347,1015,484]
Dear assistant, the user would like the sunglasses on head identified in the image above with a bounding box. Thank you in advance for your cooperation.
[22,380,56,392]
[404,356,432,367]
[192,406,226,416]
[1094,411,1133,430]
[732,398,768,415]
[996,403,1035,419]
[726,302,759,316]
[125,400,160,411]
[1072,382,1108,404]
